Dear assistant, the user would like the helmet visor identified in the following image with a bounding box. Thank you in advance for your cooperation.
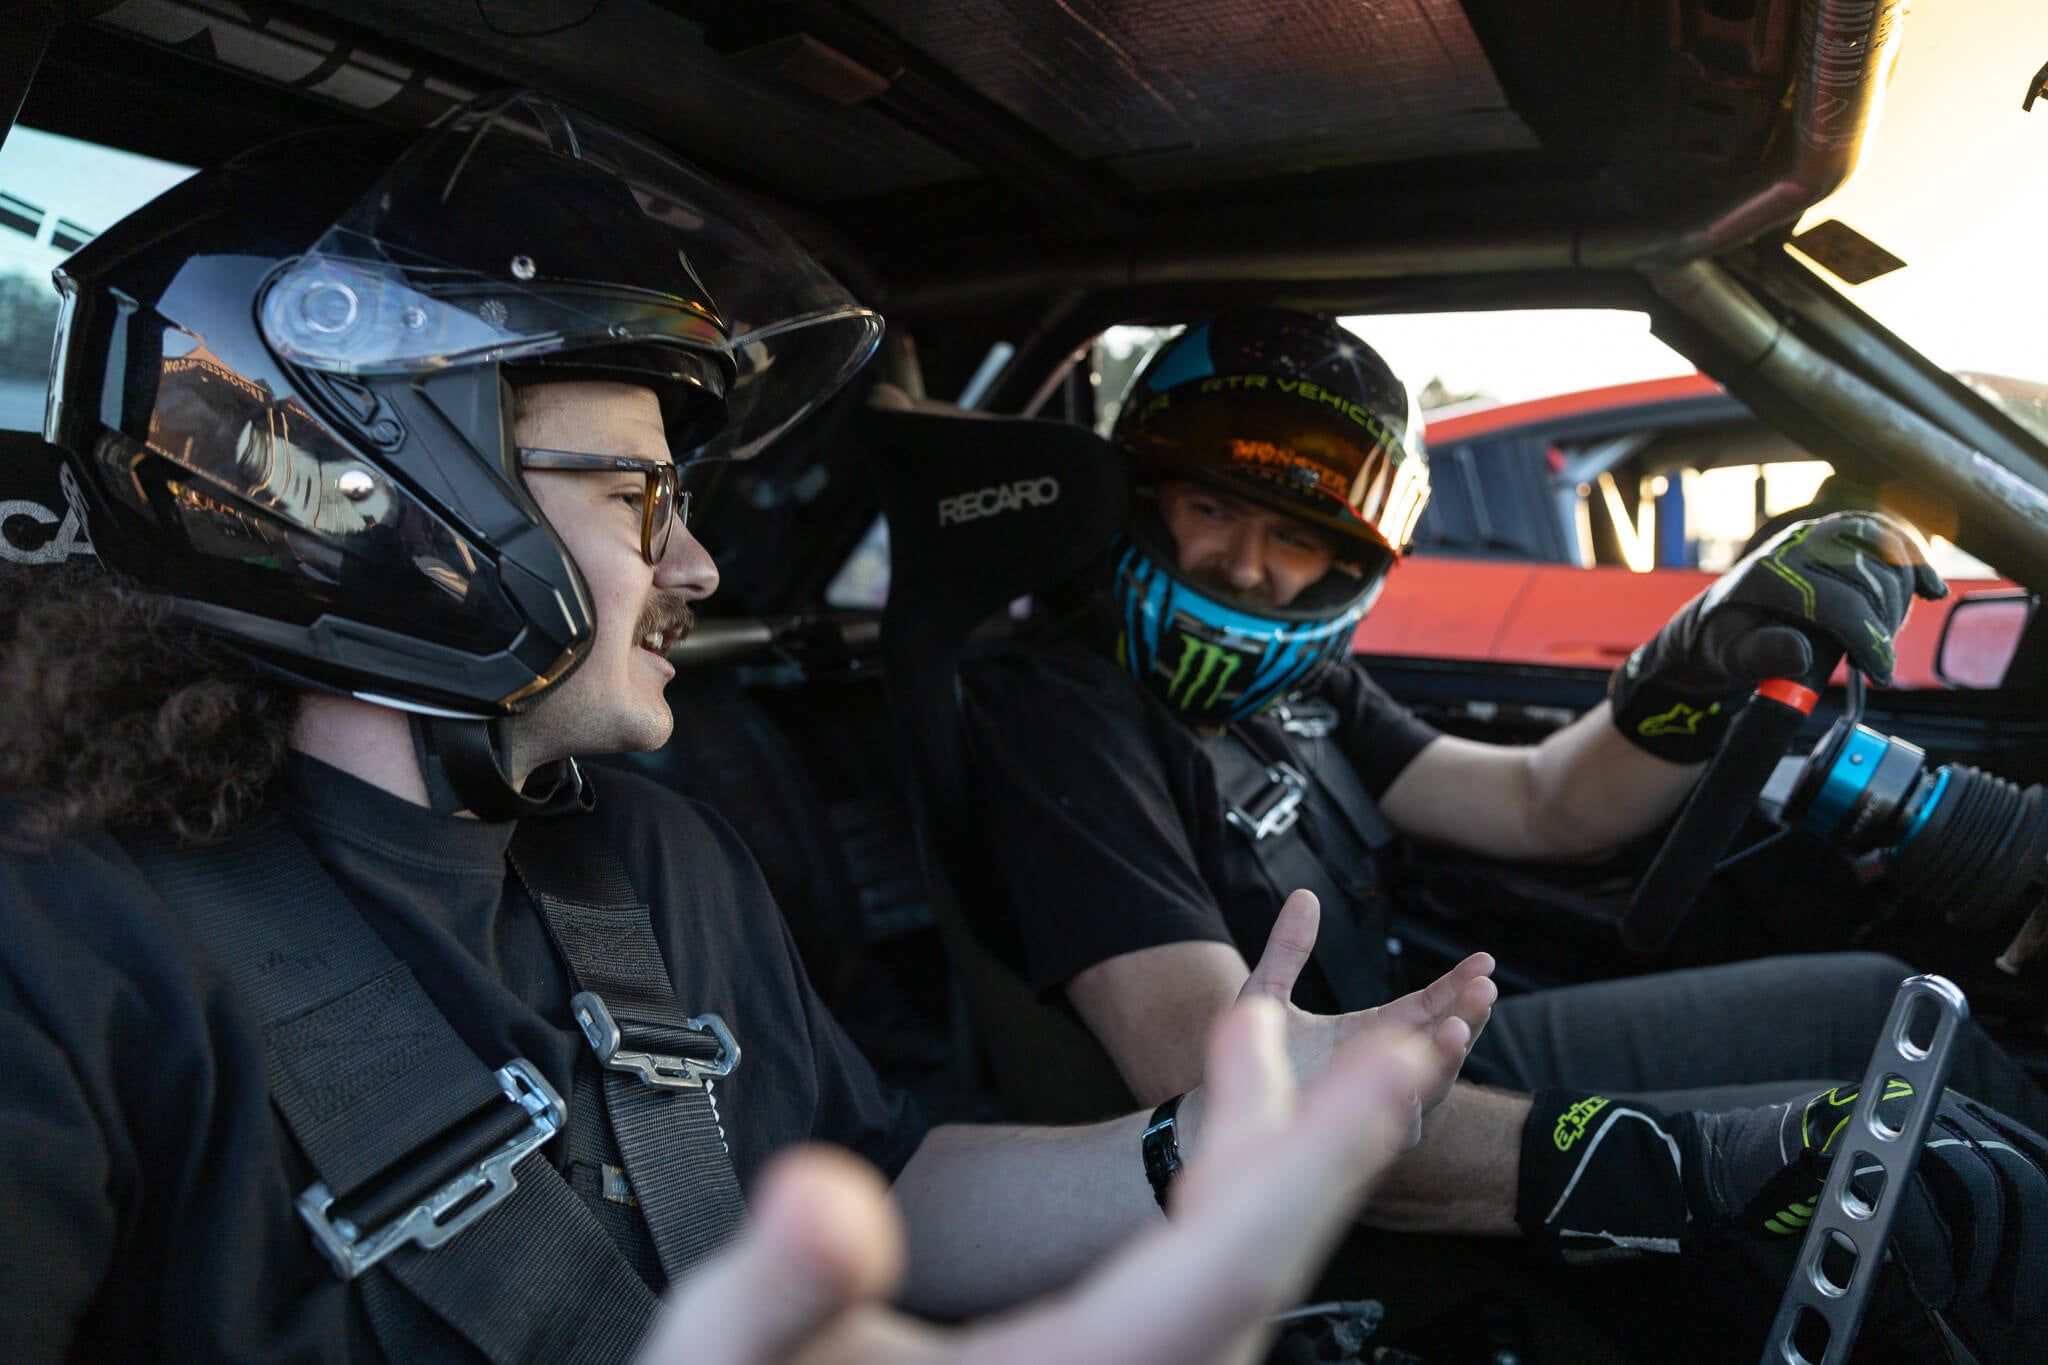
[258,91,881,460]
[1125,385,1430,556]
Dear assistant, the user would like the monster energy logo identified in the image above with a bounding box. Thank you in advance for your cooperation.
[1167,633,1242,708]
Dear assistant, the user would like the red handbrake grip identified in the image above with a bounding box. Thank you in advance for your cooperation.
[1617,650,1837,955]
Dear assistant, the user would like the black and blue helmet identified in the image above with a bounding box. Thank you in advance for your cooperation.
[1109,310,1428,724]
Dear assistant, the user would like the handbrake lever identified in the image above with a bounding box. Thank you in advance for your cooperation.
[1759,974,1968,1364]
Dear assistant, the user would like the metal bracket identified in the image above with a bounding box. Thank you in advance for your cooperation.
[1224,762,1307,842]
[1759,973,1968,1365]
[573,990,741,1090]
[297,1058,566,1281]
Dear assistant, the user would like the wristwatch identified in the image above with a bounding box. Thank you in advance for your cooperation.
[1141,1093,1185,1211]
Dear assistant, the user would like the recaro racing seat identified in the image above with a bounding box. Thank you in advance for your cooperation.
[861,399,1138,1122]
[0,429,94,571]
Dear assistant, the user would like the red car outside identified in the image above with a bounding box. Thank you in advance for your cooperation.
[1355,374,2014,687]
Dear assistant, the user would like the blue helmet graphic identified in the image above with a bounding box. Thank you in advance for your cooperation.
[1108,309,1417,723]
[1111,532,1380,724]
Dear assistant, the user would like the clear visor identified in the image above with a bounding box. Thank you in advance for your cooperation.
[258,91,881,460]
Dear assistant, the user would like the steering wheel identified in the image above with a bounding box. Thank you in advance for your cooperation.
[1617,639,1846,954]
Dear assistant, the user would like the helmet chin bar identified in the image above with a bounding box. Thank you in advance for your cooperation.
[1111,532,1368,726]
[411,714,571,821]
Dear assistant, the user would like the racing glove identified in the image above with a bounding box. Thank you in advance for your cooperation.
[1518,1084,2048,1363]
[1608,512,1948,763]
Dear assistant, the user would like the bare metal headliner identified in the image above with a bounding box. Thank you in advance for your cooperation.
[50,0,1813,294]
[94,0,1536,199]
[847,0,1534,189]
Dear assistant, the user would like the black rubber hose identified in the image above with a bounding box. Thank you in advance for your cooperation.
[1896,772,2048,936]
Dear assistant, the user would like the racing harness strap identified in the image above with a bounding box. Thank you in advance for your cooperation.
[509,814,747,1285]
[129,804,744,1363]
[1204,698,1398,1012]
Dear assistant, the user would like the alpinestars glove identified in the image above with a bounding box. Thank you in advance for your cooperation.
[1608,512,1948,763]
[1518,1085,2048,1363]
[1690,1081,2048,1364]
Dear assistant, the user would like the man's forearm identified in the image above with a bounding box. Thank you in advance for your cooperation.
[1358,1081,1527,1234]
[1380,704,1701,860]
[891,1113,1162,1318]
[893,1081,1532,1318]
[1523,701,1702,856]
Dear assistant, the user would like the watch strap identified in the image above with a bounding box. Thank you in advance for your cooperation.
[1141,1093,1185,1212]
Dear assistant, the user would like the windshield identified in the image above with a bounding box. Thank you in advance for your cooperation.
[0,126,193,432]
[1787,3,2048,445]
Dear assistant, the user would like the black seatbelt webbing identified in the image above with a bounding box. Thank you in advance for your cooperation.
[129,819,658,1365]
[510,815,747,1286]
[1206,726,1389,1013]
[1274,724,1397,865]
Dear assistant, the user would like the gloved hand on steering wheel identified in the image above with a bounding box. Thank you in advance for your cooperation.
[1609,511,1948,763]
[1518,1082,2048,1363]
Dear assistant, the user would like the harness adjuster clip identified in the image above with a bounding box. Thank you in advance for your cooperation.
[572,990,741,1091]
[297,1058,565,1281]
[1224,762,1308,842]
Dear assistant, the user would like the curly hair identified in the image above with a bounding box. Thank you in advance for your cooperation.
[0,562,299,850]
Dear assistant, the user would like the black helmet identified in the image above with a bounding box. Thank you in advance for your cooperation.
[1105,310,1429,723]
[1112,310,1429,566]
[46,91,880,727]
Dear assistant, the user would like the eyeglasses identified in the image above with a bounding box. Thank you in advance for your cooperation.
[517,448,690,566]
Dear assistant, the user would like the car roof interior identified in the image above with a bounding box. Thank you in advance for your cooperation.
[19,0,1874,373]
[16,0,2048,596]
[28,0,2048,593]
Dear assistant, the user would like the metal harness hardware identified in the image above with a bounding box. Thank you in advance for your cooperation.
[1269,695,1339,739]
[572,991,741,1091]
[297,1060,567,1281]
[1224,761,1308,841]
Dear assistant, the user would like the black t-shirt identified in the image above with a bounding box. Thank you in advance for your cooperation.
[964,631,1440,1005]
[0,757,924,1363]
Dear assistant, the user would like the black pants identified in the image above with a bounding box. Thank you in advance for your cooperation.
[1462,950,2048,1131]
[1441,951,2048,1362]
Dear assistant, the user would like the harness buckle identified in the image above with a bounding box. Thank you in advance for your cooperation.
[297,1058,566,1281]
[572,990,741,1091]
[1271,696,1339,739]
[1224,762,1308,841]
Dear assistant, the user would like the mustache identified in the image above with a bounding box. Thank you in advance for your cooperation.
[635,593,697,644]
[1185,566,1279,610]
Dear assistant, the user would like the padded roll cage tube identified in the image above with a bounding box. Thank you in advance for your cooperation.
[1648,257,2048,589]
[1760,974,1969,1365]
[1645,0,1909,266]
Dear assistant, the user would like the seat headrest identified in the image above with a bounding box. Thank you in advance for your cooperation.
[863,407,1126,650]
[0,431,92,568]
